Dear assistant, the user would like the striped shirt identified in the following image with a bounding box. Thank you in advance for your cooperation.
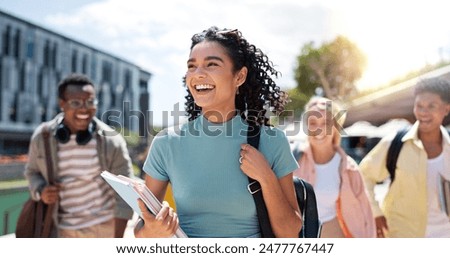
[57,135,115,230]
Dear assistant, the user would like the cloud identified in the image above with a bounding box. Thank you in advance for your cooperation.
[44,0,334,81]
[37,0,450,126]
[41,0,336,126]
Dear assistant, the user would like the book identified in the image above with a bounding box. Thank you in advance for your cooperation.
[438,174,450,218]
[101,171,187,238]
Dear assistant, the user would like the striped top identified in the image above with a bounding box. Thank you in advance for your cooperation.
[57,135,115,230]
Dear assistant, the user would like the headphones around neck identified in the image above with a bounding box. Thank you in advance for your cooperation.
[54,118,97,145]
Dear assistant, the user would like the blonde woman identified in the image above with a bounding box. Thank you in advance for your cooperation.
[293,97,375,238]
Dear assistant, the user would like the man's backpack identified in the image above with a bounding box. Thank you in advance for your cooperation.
[247,125,321,238]
[386,127,450,184]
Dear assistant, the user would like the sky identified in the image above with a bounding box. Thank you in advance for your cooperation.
[1,0,449,126]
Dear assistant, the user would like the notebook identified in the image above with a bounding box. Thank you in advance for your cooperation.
[101,171,187,238]
[439,174,450,218]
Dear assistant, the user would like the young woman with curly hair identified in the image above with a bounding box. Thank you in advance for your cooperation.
[135,26,301,238]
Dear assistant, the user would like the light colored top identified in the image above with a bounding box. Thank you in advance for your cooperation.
[57,135,114,230]
[360,121,450,237]
[314,153,340,223]
[425,152,450,237]
[144,115,298,238]
[294,145,376,238]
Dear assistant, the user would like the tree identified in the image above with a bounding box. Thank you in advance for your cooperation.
[282,87,310,121]
[294,36,366,102]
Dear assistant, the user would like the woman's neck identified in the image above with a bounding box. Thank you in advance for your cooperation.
[310,144,336,164]
[203,109,237,123]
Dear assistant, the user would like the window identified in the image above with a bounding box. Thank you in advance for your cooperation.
[26,30,34,59]
[51,43,58,68]
[90,54,97,79]
[71,49,78,72]
[82,54,88,73]
[3,25,11,55]
[123,69,132,102]
[43,40,50,67]
[13,29,21,58]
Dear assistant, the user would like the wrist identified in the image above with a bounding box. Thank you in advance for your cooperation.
[258,169,276,187]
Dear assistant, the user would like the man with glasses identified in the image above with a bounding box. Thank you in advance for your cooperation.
[24,73,134,238]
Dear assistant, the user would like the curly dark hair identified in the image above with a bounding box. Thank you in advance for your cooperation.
[183,26,289,126]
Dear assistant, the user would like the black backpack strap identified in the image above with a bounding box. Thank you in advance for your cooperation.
[246,124,275,238]
[386,128,409,184]
[293,177,321,238]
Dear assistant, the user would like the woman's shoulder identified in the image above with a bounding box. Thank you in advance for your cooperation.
[260,125,288,140]
[153,120,194,139]
[259,125,292,152]
[344,155,361,174]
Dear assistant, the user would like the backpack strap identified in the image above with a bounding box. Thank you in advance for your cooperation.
[41,123,55,237]
[246,124,275,238]
[385,128,409,184]
[293,177,321,238]
[386,127,449,184]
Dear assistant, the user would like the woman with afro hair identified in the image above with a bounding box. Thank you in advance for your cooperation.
[136,26,301,238]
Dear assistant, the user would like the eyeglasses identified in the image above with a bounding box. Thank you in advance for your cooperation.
[65,99,98,109]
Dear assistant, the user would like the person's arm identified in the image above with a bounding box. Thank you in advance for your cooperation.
[134,175,179,238]
[24,126,48,201]
[359,137,393,237]
[345,157,377,238]
[240,144,302,238]
[114,218,129,238]
[106,133,135,236]
[359,137,392,218]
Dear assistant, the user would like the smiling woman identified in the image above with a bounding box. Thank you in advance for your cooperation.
[184,40,246,122]
[293,96,376,238]
[135,26,302,238]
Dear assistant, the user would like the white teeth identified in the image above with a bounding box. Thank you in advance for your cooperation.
[76,114,89,119]
[195,84,214,90]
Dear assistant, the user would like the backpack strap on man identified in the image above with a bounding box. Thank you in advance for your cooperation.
[385,128,409,184]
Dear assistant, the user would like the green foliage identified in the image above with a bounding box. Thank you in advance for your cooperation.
[294,36,366,101]
[120,128,140,147]
[282,87,311,120]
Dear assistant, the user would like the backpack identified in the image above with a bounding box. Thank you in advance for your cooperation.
[386,127,450,183]
[247,125,321,238]
[293,176,321,237]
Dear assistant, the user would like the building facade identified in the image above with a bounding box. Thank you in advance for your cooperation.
[0,10,151,155]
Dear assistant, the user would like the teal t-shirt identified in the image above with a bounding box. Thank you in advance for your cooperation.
[143,115,298,237]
